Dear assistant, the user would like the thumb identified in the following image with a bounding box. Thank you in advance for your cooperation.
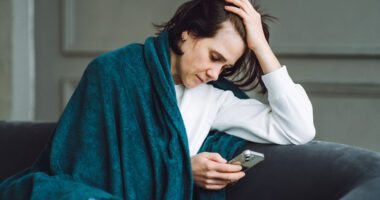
[204,152,227,164]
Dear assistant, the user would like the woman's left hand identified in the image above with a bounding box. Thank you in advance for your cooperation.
[224,0,282,74]
[224,0,268,52]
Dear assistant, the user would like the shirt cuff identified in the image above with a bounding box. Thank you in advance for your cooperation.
[261,66,295,99]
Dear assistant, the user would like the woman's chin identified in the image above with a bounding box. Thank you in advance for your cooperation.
[183,80,201,89]
[184,83,196,89]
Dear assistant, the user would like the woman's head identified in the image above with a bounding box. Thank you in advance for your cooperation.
[155,0,274,91]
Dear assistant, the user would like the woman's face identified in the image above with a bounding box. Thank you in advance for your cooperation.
[171,21,245,89]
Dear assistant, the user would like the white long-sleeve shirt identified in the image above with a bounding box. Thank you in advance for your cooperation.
[174,66,316,156]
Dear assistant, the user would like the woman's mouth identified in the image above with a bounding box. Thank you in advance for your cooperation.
[196,75,204,83]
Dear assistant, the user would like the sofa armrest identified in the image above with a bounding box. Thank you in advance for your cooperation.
[226,140,380,200]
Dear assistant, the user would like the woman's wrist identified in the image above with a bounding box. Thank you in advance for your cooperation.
[250,42,281,74]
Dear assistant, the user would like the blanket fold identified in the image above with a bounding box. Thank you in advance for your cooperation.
[0,32,247,200]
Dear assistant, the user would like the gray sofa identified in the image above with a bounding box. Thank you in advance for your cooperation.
[1,121,380,199]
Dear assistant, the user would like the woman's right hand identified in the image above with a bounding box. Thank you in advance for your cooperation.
[191,152,246,190]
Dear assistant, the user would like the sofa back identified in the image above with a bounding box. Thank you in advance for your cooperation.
[0,122,56,180]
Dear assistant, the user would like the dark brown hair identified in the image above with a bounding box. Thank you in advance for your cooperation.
[154,0,275,92]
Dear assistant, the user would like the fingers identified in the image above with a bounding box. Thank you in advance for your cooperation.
[203,177,230,185]
[224,5,249,19]
[193,152,246,190]
[200,176,241,190]
[212,162,243,172]
[202,152,227,163]
[200,152,242,171]
[225,0,255,13]
[224,0,261,21]
[203,184,228,190]
[199,152,243,172]
[205,171,246,182]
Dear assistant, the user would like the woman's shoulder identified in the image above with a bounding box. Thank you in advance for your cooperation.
[93,43,144,65]
[84,43,146,75]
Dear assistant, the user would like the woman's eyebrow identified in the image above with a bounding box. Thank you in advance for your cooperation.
[211,50,229,63]
[212,50,235,66]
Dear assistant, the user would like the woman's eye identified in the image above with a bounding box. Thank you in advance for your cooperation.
[222,65,233,70]
[211,55,220,62]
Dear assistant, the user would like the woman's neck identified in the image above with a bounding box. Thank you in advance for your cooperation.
[170,49,182,85]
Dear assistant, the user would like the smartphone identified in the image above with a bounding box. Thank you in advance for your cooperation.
[228,149,264,171]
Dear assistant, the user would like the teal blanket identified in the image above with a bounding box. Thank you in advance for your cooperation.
[0,32,247,199]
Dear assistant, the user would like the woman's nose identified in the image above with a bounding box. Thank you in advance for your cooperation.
[206,67,221,81]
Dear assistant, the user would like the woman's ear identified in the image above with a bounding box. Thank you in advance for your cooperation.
[181,31,189,42]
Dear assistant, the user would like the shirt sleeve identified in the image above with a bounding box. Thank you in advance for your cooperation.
[211,66,316,145]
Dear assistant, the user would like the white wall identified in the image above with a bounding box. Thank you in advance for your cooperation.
[11,0,36,120]
[0,0,12,120]
[0,0,35,121]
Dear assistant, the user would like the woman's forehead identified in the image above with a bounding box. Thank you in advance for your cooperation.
[208,22,245,63]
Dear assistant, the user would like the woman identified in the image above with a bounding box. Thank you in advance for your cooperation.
[0,0,315,199]
[158,0,315,191]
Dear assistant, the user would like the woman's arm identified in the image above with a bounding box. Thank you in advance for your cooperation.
[224,0,281,74]
[211,67,315,145]
[220,0,315,144]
